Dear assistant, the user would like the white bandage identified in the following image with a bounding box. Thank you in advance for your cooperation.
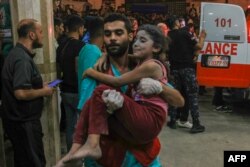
[137,78,163,95]
[102,89,111,103]
[102,89,124,114]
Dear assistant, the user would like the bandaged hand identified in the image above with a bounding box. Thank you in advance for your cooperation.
[137,78,163,95]
[102,89,124,114]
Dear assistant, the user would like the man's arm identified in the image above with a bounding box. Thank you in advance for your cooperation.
[137,78,184,107]
[160,84,184,107]
[14,85,54,100]
[195,29,206,51]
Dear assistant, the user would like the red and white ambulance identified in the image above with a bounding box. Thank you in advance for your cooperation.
[197,2,250,99]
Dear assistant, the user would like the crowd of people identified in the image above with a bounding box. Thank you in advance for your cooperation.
[54,1,200,33]
[0,3,214,167]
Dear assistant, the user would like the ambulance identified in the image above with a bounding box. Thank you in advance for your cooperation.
[197,2,250,99]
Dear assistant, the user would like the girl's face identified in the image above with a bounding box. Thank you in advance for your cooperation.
[132,30,159,60]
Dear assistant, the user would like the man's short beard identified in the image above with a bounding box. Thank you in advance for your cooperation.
[32,38,43,49]
[106,41,129,58]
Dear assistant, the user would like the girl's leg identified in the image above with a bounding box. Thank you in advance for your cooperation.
[108,97,166,145]
[89,85,166,145]
[72,100,91,145]
[65,85,111,161]
[64,99,103,163]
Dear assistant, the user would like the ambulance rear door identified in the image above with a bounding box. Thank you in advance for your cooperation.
[197,2,250,88]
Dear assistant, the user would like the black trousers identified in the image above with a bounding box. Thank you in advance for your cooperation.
[170,68,200,121]
[2,119,46,167]
[176,87,189,122]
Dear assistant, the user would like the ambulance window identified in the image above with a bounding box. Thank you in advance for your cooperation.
[202,4,246,43]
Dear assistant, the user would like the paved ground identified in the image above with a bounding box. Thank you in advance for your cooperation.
[3,89,250,167]
[159,89,250,167]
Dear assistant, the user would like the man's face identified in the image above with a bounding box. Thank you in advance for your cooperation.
[32,23,43,49]
[157,23,169,37]
[180,20,185,28]
[104,21,132,58]
[78,25,85,39]
[175,20,181,29]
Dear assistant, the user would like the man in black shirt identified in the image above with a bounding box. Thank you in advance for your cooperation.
[167,17,206,133]
[56,15,85,151]
[1,19,54,167]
